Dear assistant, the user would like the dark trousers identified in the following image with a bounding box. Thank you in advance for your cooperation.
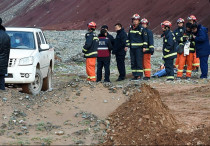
[199,55,209,78]
[0,75,5,90]
[116,54,126,79]
[164,59,174,80]
[97,57,110,82]
[130,47,143,77]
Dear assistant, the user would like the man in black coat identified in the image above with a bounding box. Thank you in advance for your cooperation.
[112,23,128,81]
[0,18,11,90]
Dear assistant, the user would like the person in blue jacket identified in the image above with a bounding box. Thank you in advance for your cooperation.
[191,24,210,78]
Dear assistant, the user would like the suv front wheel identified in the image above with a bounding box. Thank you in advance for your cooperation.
[22,69,43,95]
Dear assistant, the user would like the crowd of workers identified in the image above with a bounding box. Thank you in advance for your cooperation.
[82,14,210,82]
[0,14,210,90]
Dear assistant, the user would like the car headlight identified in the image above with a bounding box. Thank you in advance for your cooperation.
[19,57,34,66]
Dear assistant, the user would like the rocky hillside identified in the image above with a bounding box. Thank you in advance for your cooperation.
[1,0,210,33]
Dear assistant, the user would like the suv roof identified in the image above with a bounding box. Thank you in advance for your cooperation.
[6,27,42,32]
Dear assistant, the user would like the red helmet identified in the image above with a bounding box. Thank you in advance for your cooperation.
[132,14,141,20]
[161,20,172,28]
[187,15,197,21]
[177,18,185,24]
[87,21,96,29]
[140,18,149,24]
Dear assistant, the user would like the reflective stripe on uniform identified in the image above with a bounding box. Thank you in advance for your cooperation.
[149,45,154,48]
[93,37,99,40]
[167,76,174,79]
[164,48,170,52]
[126,40,129,43]
[83,48,87,52]
[143,42,148,45]
[193,63,200,66]
[130,30,142,35]
[163,52,177,59]
[131,43,143,46]
[144,69,151,71]
[88,76,96,79]
[179,43,184,45]
[186,70,192,73]
[189,48,195,51]
[145,48,150,51]
[180,37,183,42]
[132,70,143,72]
[177,70,183,72]
[85,51,98,57]
[164,39,167,43]
[98,47,108,50]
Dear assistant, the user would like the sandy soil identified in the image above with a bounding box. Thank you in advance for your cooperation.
[0,74,210,145]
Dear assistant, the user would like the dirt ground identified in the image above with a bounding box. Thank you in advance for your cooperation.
[0,73,210,145]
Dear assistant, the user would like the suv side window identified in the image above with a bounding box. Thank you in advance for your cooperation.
[36,32,41,49]
[39,32,46,44]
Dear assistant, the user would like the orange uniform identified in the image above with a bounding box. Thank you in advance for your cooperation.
[192,51,200,70]
[177,29,196,78]
[82,30,99,82]
[142,27,154,78]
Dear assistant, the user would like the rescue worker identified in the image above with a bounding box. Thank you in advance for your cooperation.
[101,25,114,46]
[177,22,195,80]
[161,21,177,81]
[96,29,113,82]
[187,15,200,71]
[174,18,186,69]
[191,23,210,78]
[140,18,154,80]
[112,23,127,81]
[126,14,148,80]
[82,21,99,82]
[0,18,11,90]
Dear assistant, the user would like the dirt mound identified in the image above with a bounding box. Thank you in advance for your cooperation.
[104,84,210,145]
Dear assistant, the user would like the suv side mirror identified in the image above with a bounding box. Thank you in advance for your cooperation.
[40,44,50,50]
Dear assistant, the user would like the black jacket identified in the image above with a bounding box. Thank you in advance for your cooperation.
[0,29,11,75]
[144,28,154,54]
[174,27,186,45]
[126,24,148,48]
[162,30,177,60]
[82,31,99,58]
[113,28,127,56]
[107,32,114,46]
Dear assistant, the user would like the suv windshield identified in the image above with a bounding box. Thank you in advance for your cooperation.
[6,31,35,50]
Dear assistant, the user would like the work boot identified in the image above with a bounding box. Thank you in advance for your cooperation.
[130,76,138,81]
[176,77,181,80]
[143,77,150,80]
[116,78,125,81]
[193,67,199,72]
[166,79,174,81]
[186,77,191,81]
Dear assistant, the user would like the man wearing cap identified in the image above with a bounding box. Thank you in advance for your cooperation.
[101,25,114,46]
[0,18,11,90]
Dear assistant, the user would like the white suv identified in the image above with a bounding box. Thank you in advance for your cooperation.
[5,27,54,95]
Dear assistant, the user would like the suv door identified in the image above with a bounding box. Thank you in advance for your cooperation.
[36,32,49,78]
